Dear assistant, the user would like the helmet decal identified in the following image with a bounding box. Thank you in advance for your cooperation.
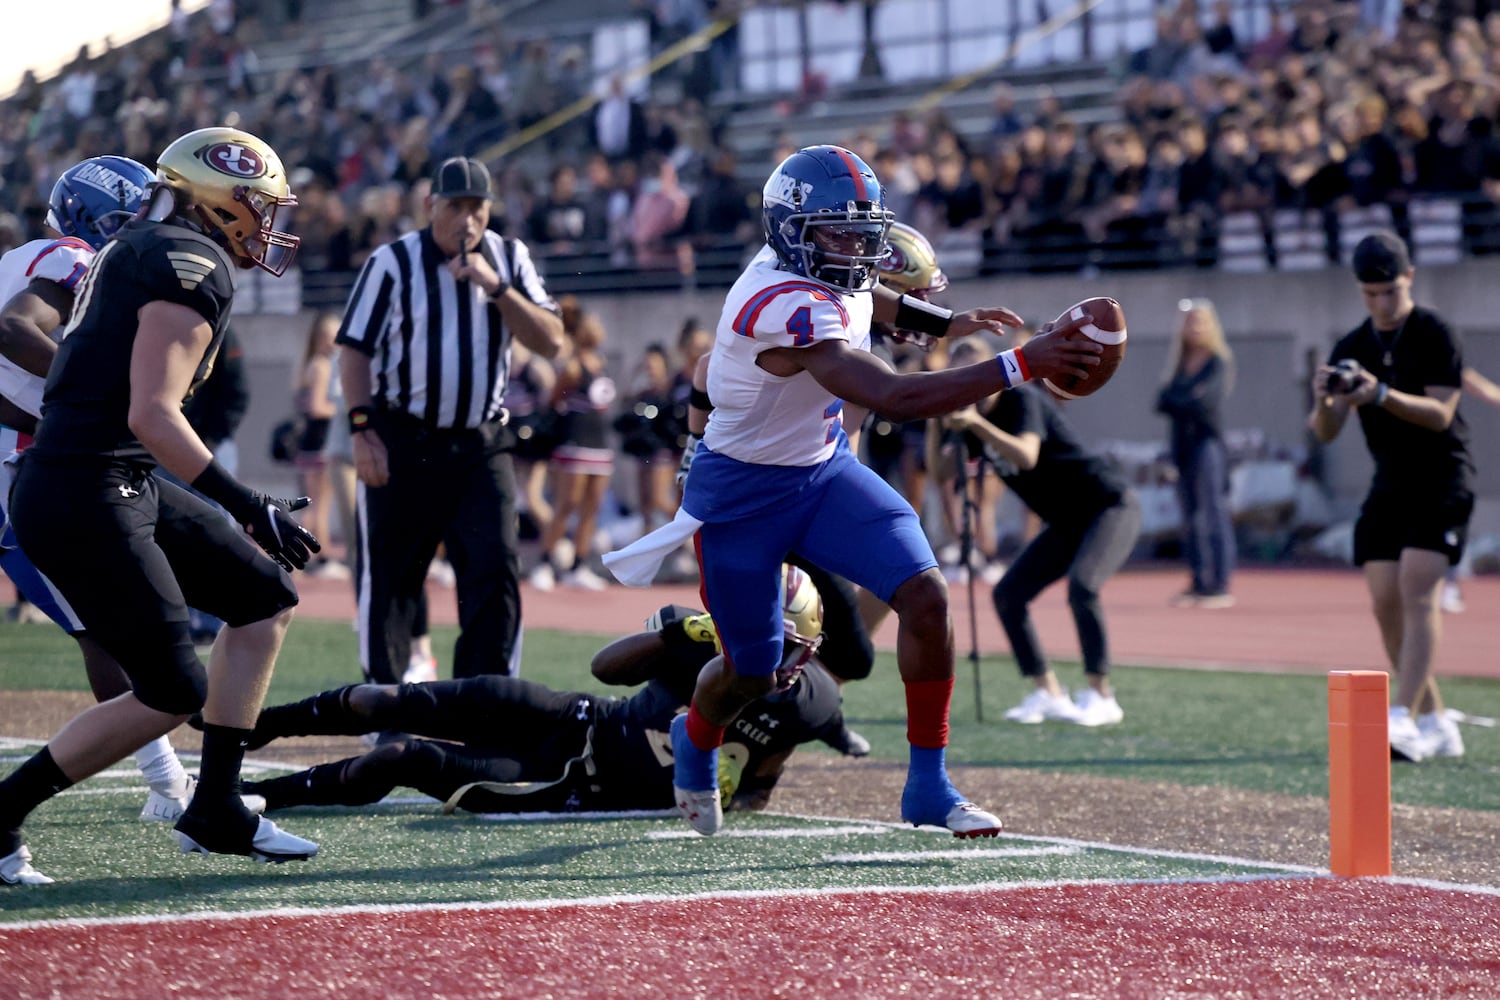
[46,155,153,250]
[198,142,268,179]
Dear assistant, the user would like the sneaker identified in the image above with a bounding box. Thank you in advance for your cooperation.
[561,565,609,591]
[1389,707,1428,763]
[175,814,318,863]
[403,651,438,684]
[1072,688,1124,727]
[1195,592,1236,609]
[6,601,51,626]
[306,557,352,581]
[140,777,268,823]
[426,558,456,588]
[980,561,1008,585]
[1168,591,1201,608]
[1440,582,1466,614]
[823,725,871,757]
[1002,688,1083,724]
[528,562,556,592]
[1417,710,1465,758]
[0,844,52,886]
[669,714,722,836]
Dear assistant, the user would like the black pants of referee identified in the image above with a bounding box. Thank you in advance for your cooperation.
[991,491,1142,679]
[356,410,522,684]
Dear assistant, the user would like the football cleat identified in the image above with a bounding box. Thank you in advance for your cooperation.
[901,779,1003,839]
[0,844,53,886]
[938,802,1004,839]
[175,815,318,863]
[140,776,268,823]
[670,714,722,836]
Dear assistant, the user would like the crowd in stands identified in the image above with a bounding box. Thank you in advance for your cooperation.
[6,0,1500,295]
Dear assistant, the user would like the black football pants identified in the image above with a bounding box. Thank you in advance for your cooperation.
[355,411,521,684]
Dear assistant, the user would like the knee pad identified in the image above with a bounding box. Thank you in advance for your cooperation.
[375,738,449,791]
[104,626,208,715]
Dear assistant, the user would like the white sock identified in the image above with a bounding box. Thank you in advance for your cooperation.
[135,738,188,794]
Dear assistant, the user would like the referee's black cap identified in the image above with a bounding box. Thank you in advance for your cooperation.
[1351,230,1412,283]
[432,157,494,200]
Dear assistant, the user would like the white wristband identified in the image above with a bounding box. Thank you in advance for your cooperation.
[996,349,1031,389]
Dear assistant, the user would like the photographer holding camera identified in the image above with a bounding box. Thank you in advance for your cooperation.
[1308,231,1474,762]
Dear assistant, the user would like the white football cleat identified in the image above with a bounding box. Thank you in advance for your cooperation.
[1388,707,1428,763]
[176,816,318,863]
[0,844,53,886]
[673,786,724,837]
[1417,711,1465,758]
[941,802,1003,839]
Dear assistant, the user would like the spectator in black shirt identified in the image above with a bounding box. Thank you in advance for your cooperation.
[527,163,589,253]
[941,334,1141,729]
[1307,232,1473,763]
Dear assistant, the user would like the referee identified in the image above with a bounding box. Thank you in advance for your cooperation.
[337,156,564,684]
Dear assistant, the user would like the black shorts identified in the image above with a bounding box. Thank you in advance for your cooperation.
[9,457,298,713]
[1353,489,1472,567]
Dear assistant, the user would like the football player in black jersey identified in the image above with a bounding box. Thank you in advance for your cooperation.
[2,127,320,882]
[239,565,850,817]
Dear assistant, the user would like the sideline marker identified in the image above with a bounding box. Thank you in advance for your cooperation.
[1327,670,1391,877]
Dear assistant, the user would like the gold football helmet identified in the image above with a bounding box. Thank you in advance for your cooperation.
[773,563,824,691]
[153,127,299,276]
[876,221,948,299]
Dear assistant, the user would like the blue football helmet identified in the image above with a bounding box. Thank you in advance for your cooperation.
[762,145,893,292]
[45,155,153,250]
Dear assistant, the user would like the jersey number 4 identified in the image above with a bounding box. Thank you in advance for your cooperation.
[786,306,814,346]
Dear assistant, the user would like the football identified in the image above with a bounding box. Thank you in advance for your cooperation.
[1040,297,1127,400]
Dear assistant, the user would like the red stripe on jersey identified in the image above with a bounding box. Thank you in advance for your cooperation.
[731,281,850,339]
[25,237,93,278]
[831,148,869,201]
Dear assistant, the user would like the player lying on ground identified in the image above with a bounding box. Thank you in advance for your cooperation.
[239,566,847,815]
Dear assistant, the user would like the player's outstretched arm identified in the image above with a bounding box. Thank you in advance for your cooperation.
[790,333,1100,423]
[871,283,1024,342]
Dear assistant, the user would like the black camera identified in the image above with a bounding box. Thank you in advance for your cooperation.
[1327,359,1364,395]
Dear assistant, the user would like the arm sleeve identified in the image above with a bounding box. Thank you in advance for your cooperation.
[729,283,853,352]
[335,249,398,356]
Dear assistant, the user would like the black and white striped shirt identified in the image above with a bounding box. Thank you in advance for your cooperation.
[336,228,557,429]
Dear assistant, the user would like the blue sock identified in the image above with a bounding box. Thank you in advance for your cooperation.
[670,714,718,791]
[907,745,948,783]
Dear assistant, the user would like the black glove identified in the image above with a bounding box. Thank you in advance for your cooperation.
[191,460,322,572]
[675,432,702,488]
[645,603,698,636]
[242,494,321,571]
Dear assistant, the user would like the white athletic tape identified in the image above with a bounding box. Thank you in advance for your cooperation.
[1077,321,1127,346]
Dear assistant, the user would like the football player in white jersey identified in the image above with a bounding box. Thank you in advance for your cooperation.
[0,158,203,882]
[665,145,1102,837]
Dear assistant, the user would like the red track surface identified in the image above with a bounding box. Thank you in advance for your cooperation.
[2,879,1497,999]
[295,565,1500,679]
